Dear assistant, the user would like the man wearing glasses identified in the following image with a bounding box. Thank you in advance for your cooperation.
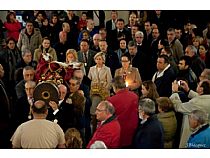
[87,101,121,149]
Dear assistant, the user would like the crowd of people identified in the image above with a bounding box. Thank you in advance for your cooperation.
[1,10,210,149]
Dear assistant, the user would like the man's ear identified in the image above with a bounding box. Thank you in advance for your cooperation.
[45,109,48,115]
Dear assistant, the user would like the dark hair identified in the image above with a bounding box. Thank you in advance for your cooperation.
[163,46,173,55]
[201,80,210,94]
[6,37,16,45]
[159,39,169,47]
[158,54,170,64]
[129,11,138,17]
[81,12,87,15]
[80,39,90,45]
[121,54,131,61]
[32,100,48,114]
[112,76,126,89]
[142,80,159,100]
[117,18,125,23]
[26,20,34,25]
[6,11,16,23]
[179,55,192,67]
[42,36,51,43]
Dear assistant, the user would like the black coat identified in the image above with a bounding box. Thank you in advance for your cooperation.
[86,11,105,28]
[133,115,164,149]
[13,95,31,128]
[153,66,177,97]
[105,49,121,77]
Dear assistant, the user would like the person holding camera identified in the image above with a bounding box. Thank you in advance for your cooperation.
[170,79,210,148]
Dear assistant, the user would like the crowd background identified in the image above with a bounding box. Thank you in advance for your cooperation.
[1,10,210,149]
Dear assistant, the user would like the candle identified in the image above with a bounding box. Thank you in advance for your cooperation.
[126,81,128,87]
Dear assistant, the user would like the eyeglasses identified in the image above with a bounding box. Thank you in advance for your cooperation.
[96,108,106,112]
[121,60,129,62]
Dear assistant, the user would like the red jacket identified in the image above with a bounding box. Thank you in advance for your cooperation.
[87,116,121,149]
[4,21,21,41]
[108,89,139,147]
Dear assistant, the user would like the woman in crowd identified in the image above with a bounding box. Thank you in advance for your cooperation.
[88,52,112,134]
[157,97,177,148]
[4,11,21,42]
[115,39,129,64]
[140,80,159,112]
[66,49,78,64]
[65,128,83,148]
[40,18,52,39]
[198,43,210,68]
[115,55,141,95]
[140,80,159,100]
[33,37,57,63]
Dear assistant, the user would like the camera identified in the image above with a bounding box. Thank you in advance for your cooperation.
[178,81,182,86]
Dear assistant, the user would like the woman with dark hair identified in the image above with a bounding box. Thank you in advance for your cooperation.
[140,80,159,112]
[115,39,129,64]
[40,18,52,39]
[141,80,159,100]
[198,43,210,68]
[4,11,21,42]
[50,14,62,46]
[33,37,57,63]
[115,55,142,95]
[0,37,21,104]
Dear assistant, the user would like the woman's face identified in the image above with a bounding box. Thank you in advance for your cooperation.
[52,16,58,24]
[193,39,200,47]
[7,40,16,50]
[82,32,89,40]
[67,53,75,62]
[42,39,50,49]
[95,56,104,66]
[81,14,87,21]
[121,56,130,69]
[141,85,149,97]
[120,40,126,49]
[43,19,48,26]
[9,14,15,21]
[199,46,207,56]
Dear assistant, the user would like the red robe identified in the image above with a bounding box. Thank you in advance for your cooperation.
[108,89,139,147]
[87,116,121,149]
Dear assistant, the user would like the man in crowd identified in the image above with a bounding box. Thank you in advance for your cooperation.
[11,100,66,148]
[108,76,138,148]
[87,101,121,149]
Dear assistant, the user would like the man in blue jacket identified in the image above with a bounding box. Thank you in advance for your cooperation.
[187,110,210,148]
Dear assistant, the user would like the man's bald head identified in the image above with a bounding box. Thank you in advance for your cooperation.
[32,100,48,114]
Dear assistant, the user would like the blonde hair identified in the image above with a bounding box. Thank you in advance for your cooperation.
[94,52,105,62]
[66,49,78,62]
[65,128,83,148]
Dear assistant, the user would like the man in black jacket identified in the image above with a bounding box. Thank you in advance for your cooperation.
[177,56,197,91]
[133,98,164,148]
